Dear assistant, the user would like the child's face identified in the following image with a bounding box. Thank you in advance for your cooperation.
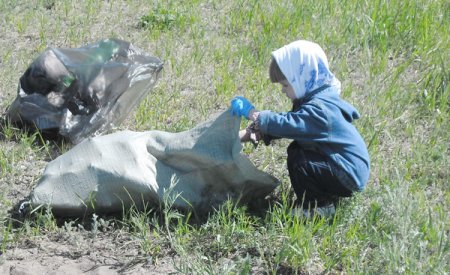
[279,80,296,100]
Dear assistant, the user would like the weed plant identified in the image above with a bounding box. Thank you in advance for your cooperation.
[0,0,448,273]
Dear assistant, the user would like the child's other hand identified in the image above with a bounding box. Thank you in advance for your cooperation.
[230,96,255,119]
[239,129,252,142]
[239,125,261,147]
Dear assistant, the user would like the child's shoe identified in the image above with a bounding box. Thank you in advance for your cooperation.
[313,203,336,218]
[291,203,335,219]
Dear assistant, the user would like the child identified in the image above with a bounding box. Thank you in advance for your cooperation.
[230,40,370,217]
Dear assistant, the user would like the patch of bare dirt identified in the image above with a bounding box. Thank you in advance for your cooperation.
[1,220,179,274]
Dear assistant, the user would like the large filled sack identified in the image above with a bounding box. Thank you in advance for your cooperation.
[27,109,279,217]
[6,38,163,144]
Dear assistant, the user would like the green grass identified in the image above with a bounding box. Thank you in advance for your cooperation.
[0,0,448,273]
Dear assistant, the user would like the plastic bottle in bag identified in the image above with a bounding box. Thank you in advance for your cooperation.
[90,39,120,63]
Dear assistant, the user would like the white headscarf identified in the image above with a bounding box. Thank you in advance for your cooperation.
[271,40,341,99]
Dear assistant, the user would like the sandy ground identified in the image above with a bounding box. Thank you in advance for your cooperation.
[1,207,180,274]
[1,228,179,274]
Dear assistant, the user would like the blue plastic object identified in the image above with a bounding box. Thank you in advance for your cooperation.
[230,96,254,119]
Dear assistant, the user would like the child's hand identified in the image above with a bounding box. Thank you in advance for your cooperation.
[239,123,262,148]
[230,96,255,119]
[239,129,252,142]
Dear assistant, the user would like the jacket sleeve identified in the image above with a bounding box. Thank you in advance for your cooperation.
[258,102,330,142]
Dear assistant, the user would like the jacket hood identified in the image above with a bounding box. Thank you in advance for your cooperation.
[317,89,360,122]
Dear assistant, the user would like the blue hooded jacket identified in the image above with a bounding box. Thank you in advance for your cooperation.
[258,85,370,191]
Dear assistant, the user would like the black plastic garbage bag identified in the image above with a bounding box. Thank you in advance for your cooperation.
[6,38,163,143]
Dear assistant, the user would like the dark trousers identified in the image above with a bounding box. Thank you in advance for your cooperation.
[287,142,352,208]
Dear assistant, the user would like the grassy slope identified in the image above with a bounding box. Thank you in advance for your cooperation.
[0,0,448,273]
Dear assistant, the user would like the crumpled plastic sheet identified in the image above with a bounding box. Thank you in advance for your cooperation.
[27,109,279,217]
[6,38,163,144]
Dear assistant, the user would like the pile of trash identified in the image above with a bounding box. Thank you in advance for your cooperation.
[6,39,278,217]
[6,38,163,143]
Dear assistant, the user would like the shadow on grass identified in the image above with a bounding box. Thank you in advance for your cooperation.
[0,115,62,142]
[7,190,278,231]
[0,115,72,161]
